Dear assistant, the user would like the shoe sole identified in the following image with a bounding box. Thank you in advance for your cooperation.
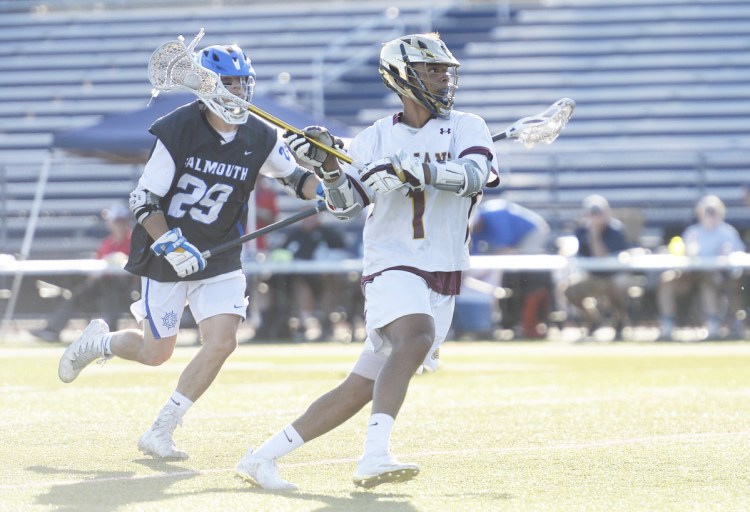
[235,469,296,491]
[353,467,420,488]
[235,469,260,487]
[138,444,189,460]
[139,449,189,460]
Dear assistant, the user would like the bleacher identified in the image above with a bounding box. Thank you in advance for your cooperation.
[356,0,750,242]
[1,0,749,260]
[467,0,750,240]
[0,0,438,258]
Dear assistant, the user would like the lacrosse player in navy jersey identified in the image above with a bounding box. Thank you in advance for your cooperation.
[235,32,499,490]
[57,44,331,460]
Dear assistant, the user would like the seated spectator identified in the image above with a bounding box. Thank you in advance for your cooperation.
[470,198,552,338]
[30,202,136,342]
[560,195,631,341]
[267,212,357,341]
[657,195,746,340]
[243,178,280,338]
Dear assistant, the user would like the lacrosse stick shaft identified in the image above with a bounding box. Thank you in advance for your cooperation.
[202,203,325,259]
[245,104,356,166]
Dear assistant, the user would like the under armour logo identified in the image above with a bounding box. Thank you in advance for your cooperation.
[440,128,451,135]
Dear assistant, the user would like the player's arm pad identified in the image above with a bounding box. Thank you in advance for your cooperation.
[322,173,364,220]
[276,165,316,199]
[129,186,163,225]
[427,158,489,197]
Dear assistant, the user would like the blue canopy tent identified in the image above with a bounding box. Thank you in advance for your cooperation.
[51,92,353,162]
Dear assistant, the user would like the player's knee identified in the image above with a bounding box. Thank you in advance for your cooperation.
[342,376,374,407]
[393,332,433,360]
[141,346,174,366]
[208,335,238,359]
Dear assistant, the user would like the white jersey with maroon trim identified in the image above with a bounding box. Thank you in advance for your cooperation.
[346,110,497,275]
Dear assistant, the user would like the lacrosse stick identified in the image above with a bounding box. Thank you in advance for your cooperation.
[491,98,576,148]
[148,29,360,169]
[201,202,325,259]
[149,30,573,166]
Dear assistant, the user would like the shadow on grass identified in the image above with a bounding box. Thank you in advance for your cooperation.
[27,462,235,512]
[237,486,420,512]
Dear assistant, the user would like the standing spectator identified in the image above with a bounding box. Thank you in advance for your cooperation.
[470,198,552,338]
[235,32,498,489]
[561,194,631,340]
[657,195,746,340]
[30,202,135,342]
[56,43,323,460]
[250,177,279,254]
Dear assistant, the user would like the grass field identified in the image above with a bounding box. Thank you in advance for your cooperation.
[2,338,750,511]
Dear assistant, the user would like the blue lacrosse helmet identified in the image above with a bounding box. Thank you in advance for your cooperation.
[195,44,256,124]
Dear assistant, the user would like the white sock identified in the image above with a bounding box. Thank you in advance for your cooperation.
[164,391,193,418]
[362,413,395,458]
[254,424,305,460]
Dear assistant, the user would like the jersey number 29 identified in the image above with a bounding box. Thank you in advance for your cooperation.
[168,174,233,224]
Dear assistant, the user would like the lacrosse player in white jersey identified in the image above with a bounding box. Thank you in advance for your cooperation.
[57,44,325,460]
[235,32,499,490]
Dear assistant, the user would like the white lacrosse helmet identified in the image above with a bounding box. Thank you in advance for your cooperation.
[194,44,255,124]
[379,33,460,119]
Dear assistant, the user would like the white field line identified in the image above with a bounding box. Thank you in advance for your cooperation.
[4,430,749,491]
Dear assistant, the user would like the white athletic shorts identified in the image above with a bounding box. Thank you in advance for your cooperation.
[352,270,455,380]
[130,270,248,339]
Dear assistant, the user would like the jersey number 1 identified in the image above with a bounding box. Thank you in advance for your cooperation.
[409,189,425,239]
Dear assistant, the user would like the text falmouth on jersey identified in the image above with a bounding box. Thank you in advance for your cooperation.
[183,156,249,181]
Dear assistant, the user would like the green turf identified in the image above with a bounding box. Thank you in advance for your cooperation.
[2,340,750,511]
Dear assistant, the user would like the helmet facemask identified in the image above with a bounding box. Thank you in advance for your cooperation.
[195,45,256,124]
[379,34,460,119]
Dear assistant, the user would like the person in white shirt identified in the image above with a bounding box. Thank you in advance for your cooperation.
[235,32,499,490]
[657,195,746,340]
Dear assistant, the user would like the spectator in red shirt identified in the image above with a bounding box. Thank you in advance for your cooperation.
[249,178,279,253]
[30,202,136,342]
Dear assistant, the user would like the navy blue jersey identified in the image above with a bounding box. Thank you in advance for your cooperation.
[574,219,630,276]
[125,101,277,281]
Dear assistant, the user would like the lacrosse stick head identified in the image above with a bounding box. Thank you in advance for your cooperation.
[148,30,255,124]
[508,98,576,148]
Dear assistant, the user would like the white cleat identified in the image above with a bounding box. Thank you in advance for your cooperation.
[137,408,188,460]
[353,454,420,488]
[235,450,297,491]
[58,319,110,383]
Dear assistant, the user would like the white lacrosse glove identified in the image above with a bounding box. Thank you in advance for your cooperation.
[151,228,207,278]
[361,150,425,195]
[283,126,344,180]
[390,149,426,191]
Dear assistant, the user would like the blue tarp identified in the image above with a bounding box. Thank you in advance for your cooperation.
[51,93,352,161]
